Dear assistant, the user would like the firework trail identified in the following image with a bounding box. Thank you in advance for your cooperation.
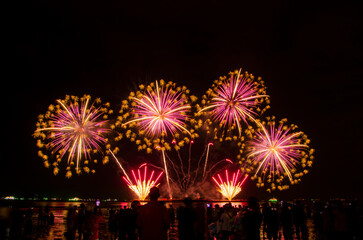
[109,150,132,184]
[202,142,214,178]
[240,117,314,192]
[163,139,236,198]
[116,80,198,198]
[122,164,163,200]
[198,69,269,138]
[34,95,112,177]
[212,170,248,201]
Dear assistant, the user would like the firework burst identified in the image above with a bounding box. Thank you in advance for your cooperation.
[115,80,198,198]
[115,80,198,152]
[239,117,314,192]
[123,164,163,200]
[33,95,112,177]
[198,69,269,139]
[212,169,248,201]
[128,82,190,136]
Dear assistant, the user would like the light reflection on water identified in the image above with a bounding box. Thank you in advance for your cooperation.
[34,208,111,240]
[3,200,315,240]
[34,209,315,240]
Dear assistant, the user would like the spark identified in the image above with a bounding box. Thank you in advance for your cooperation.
[119,80,195,199]
[199,69,268,135]
[212,170,248,201]
[122,164,163,200]
[125,81,191,136]
[34,95,109,174]
[202,142,214,178]
[109,150,132,184]
[246,120,309,182]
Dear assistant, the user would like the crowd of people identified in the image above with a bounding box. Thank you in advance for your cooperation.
[205,199,362,240]
[103,188,363,240]
[65,203,103,240]
[0,188,362,240]
[206,199,362,240]
[0,205,56,239]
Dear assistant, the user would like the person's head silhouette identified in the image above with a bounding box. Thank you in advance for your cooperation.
[148,187,160,201]
[183,197,193,207]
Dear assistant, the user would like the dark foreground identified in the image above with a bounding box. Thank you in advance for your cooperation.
[0,199,362,240]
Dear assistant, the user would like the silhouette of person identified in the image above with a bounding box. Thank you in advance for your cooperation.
[118,207,127,240]
[23,209,33,240]
[125,200,141,240]
[168,205,175,227]
[219,203,235,240]
[90,207,103,240]
[280,202,293,240]
[177,197,198,240]
[263,204,279,240]
[136,187,170,240]
[66,205,78,240]
[108,207,118,240]
[293,200,307,240]
[242,197,262,240]
[77,203,86,240]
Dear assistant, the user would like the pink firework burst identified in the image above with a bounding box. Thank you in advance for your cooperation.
[200,69,268,134]
[126,81,191,137]
[35,95,109,173]
[122,164,163,200]
[212,169,248,201]
[246,121,309,182]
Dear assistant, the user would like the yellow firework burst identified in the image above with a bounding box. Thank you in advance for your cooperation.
[238,116,314,192]
[33,95,112,178]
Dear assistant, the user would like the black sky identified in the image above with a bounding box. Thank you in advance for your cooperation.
[3,1,363,200]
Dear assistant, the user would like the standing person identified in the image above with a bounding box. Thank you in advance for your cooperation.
[219,204,235,240]
[263,204,279,240]
[44,205,50,226]
[108,207,118,240]
[293,201,308,240]
[49,212,55,225]
[232,206,246,240]
[177,197,198,240]
[168,205,175,227]
[125,200,141,240]
[91,207,103,240]
[242,197,262,240]
[118,207,127,240]
[37,207,44,227]
[195,201,208,240]
[66,206,78,240]
[211,204,222,239]
[280,202,293,240]
[23,209,33,240]
[136,187,170,240]
[312,201,324,240]
[77,203,86,240]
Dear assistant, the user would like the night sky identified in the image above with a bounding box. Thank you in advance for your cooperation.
[3,1,363,200]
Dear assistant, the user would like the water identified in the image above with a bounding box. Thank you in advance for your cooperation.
[34,208,111,240]
[1,200,316,240]
[33,211,316,240]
